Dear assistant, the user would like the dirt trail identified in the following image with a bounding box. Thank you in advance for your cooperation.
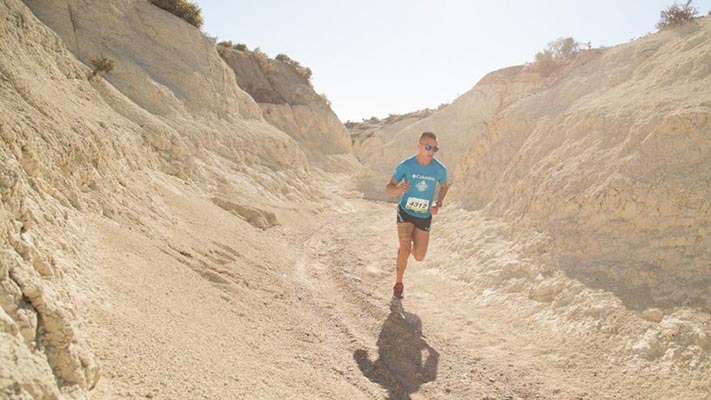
[288,179,709,400]
[291,192,590,400]
[76,173,708,399]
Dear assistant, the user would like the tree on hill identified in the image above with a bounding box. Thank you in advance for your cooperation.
[657,0,699,30]
[530,37,582,75]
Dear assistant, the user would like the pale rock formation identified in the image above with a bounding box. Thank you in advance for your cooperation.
[2,0,324,397]
[23,0,313,184]
[1,0,114,396]
[24,0,258,120]
[452,19,711,311]
[218,46,353,165]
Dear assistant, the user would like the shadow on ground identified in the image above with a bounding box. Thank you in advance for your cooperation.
[354,301,439,400]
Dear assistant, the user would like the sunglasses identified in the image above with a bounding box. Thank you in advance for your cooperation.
[421,143,440,152]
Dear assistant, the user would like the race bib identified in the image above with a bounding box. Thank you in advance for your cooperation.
[405,197,429,213]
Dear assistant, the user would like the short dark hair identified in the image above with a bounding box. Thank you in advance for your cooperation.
[420,131,437,141]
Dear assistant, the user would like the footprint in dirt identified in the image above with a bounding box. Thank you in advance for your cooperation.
[354,301,439,400]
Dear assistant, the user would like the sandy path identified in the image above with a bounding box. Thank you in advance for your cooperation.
[292,194,589,400]
[288,182,709,400]
[74,173,708,399]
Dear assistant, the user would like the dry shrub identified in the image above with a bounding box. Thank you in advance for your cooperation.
[318,92,331,108]
[531,50,557,75]
[89,55,114,79]
[216,45,228,59]
[274,53,291,63]
[530,37,581,75]
[275,53,313,84]
[549,37,581,59]
[656,0,698,30]
[148,0,203,29]
[252,48,279,76]
[217,41,248,51]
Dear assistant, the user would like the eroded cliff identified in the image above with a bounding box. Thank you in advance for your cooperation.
[452,21,711,312]
[218,46,353,165]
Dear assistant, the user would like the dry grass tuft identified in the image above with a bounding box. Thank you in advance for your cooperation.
[148,0,203,29]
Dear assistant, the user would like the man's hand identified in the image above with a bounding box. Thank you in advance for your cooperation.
[431,200,442,216]
[386,178,410,196]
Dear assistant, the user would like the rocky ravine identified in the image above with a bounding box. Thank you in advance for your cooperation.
[350,15,711,395]
[1,0,333,397]
[3,0,711,399]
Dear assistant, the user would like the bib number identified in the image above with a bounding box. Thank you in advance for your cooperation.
[405,197,429,214]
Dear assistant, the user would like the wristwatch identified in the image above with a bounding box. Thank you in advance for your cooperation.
[435,201,443,208]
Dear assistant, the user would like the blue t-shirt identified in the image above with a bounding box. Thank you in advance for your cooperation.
[392,155,448,218]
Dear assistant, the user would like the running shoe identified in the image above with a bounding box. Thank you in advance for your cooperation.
[393,282,404,299]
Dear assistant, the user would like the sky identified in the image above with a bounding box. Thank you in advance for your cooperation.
[196,0,711,122]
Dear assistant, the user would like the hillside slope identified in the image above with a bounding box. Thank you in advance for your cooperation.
[1,0,325,397]
[452,19,711,312]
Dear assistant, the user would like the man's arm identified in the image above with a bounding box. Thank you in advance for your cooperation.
[434,182,449,208]
[430,182,448,216]
[386,178,410,196]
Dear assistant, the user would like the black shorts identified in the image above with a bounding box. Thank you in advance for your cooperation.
[396,205,432,232]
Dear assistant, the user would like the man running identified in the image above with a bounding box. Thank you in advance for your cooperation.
[385,131,449,299]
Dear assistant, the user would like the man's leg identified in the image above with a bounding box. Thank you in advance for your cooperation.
[411,228,430,262]
[396,222,415,283]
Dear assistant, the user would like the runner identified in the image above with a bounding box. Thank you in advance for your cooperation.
[385,131,449,299]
